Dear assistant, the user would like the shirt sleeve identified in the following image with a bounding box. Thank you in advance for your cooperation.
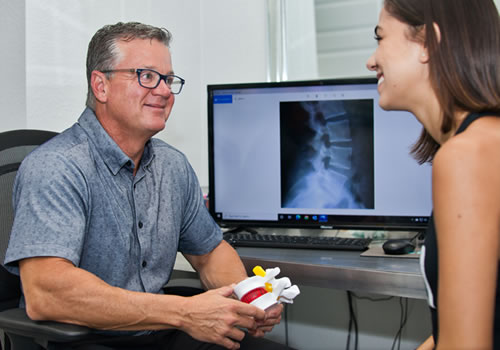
[177,157,222,255]
[4,149,88,274]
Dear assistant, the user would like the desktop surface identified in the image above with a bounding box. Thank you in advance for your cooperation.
[235,244,426,300]
[175,229,427,299]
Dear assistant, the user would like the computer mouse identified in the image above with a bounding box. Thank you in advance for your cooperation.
[382,239,415,255]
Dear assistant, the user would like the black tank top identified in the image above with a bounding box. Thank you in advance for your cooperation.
[421,111,500,348]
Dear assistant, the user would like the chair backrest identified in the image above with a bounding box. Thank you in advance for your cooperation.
[0,130,58,311]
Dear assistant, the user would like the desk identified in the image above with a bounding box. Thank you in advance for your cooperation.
[176,246,427,300]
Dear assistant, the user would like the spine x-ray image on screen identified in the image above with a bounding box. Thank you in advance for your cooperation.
[280,99,374,209]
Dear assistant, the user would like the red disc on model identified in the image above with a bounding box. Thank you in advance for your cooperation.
[240,287,268,304]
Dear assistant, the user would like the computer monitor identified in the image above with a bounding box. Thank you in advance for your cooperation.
[207,78,432,231]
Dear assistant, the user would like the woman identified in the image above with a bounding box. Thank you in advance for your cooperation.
[366,0,500,349]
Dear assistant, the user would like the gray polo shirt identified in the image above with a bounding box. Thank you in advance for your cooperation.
[5,108,222,295]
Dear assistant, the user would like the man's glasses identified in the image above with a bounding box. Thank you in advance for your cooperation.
[100,68,185,94]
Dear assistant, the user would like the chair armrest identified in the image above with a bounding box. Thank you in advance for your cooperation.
[163,278,204,297]
[0,308,93,343]
[0,283,204,346]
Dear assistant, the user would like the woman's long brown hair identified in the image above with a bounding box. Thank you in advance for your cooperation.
[384,0,500,163]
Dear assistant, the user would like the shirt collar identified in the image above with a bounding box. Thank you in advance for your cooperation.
[77,108,155,176]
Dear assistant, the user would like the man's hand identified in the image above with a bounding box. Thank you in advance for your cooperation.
[248,303,283,337]
[180,285,266,349]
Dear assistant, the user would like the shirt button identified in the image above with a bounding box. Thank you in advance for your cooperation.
[138,221,143,229]
[142,260,147,268]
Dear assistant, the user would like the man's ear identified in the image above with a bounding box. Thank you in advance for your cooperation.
[91,70,109,104]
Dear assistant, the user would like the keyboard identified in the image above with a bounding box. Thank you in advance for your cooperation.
[224,233,372,251]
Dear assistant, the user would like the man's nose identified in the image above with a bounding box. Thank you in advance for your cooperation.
[153,78,172,96]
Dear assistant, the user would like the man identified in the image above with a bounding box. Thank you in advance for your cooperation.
[4,22,291,350]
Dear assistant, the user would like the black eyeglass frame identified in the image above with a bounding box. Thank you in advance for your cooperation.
[100,68,185,94]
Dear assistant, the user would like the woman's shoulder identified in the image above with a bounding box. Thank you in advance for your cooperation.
[433,116,500,189]
[438,116,500,162]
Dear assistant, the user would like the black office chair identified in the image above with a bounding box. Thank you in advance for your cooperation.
[0,129,204,350]
[0,129,94,350]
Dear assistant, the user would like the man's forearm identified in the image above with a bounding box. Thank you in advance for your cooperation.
[185,240,248,290]
[20,257,187,331]
[20,255,269,349]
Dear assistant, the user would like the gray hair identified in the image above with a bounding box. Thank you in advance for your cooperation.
[85,22,172,109]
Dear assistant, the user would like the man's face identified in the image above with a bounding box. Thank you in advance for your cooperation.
[102,38,175,139]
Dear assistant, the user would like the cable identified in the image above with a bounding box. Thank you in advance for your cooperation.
[346,293,409,350]
[346,291,359,350]
[346,291,352,350]
[391,297,409,350]
[350,293,408,349]
[346,308,352,350]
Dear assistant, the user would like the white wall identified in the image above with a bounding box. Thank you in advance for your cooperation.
[314,0,383,79]
[197,0,270,184]
[0,0,26,130]
[268,0,319,81]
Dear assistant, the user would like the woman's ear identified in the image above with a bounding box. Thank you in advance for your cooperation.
[419,22,441,64]
[419,49,429,64]
[91,70,109,104]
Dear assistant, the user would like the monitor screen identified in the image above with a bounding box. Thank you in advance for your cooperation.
[207,78,432,231]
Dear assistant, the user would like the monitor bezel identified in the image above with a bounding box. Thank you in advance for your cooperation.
[207,77,430,231]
